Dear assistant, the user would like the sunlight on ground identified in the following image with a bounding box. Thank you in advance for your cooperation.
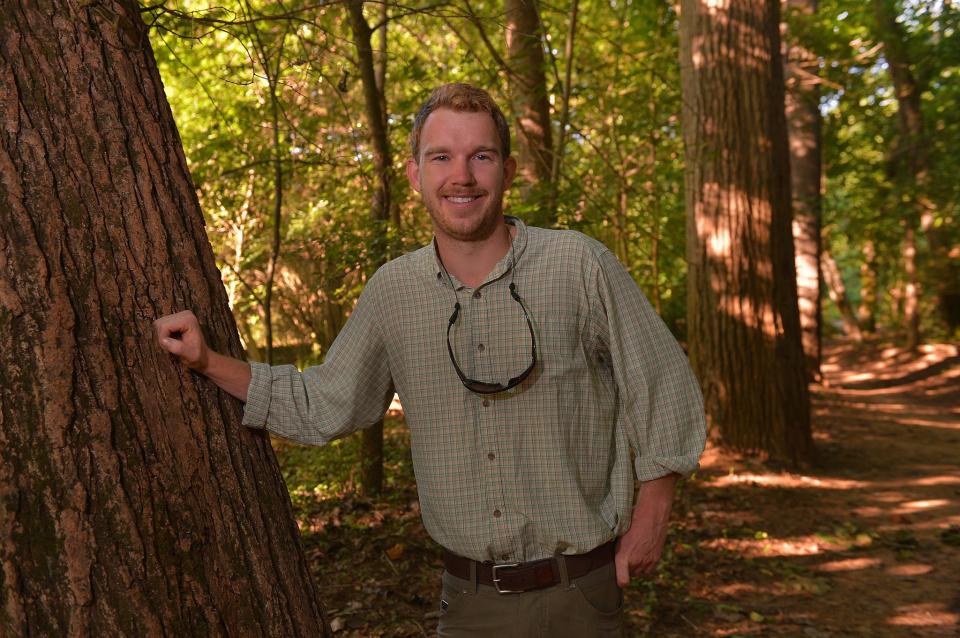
[887,602,960,628]
[815,557,882,572]
[708,472,867,490]
[701,535,822,557]
[885,563,934,576]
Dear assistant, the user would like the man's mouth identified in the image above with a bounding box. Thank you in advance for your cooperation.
[444,194,483,204]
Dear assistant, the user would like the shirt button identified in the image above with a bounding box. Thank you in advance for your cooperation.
[473,290,482,299]
[487,452,495,461]
[482,399,490,407]
[477,343,485,352]
[493,509,501,518]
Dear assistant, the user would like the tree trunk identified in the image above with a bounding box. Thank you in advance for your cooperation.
[348,0,393,497]
[874,0,960,333]
[858,239,877,333]
[822,249,864,341]
[784,0,822,382]
[0,3,329,635]
[680,0,813,465]
[903,224,921,350]
[505,0,554,205]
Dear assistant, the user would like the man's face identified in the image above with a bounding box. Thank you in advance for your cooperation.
[406,108,517,243]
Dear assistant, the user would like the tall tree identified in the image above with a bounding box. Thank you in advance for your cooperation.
[505,0,554,202]
[680,0,813,464]
[873,0,960,336]
[348,0,395,497]
[0,2,329,634]
[784,0,823,381]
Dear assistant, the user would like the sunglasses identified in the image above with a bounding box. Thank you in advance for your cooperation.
[446,282,538,394]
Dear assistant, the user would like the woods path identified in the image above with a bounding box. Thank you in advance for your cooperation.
[295,339,960,636]
[652,340,960,636]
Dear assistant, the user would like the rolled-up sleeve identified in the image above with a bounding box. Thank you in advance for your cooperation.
[240,270,394,446]
[593,249,706,482]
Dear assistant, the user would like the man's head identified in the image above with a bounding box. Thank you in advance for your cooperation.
[409,83,511,162]
[406,84,517,243]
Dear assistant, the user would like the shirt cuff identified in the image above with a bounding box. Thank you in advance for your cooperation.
[241,362,273,430]
[634,453,702,482]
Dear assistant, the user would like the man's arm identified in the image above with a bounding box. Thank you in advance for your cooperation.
[613,472,679,587]
[154,310,251,401]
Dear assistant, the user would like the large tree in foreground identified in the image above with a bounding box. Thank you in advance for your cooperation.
[680,0,813,464]
[0,2,329,634]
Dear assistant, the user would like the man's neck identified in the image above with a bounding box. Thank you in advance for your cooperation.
[435,220,516,289]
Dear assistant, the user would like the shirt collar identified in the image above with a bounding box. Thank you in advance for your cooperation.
[428,216,528,289]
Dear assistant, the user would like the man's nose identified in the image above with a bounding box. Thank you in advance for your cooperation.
[450,157,476,184]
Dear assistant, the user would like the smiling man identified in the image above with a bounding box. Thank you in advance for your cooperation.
[155,83,706,637]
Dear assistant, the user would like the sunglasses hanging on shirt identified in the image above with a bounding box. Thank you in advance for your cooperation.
[438,230,538,394]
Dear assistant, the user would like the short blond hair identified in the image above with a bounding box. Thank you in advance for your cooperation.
[409,83,511,160]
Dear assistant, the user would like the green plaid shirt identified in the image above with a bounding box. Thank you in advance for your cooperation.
[243,217,705,563]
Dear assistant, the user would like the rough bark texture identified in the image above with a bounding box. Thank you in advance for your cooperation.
[348,0,391,497]
[0,2,329,635]
[873,0,960,333]
[680,0,813,465]
[505,0,554,198]
[822,250,864,341]
[784,0,822,382]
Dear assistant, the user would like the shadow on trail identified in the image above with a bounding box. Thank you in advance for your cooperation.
[648,339,960,637]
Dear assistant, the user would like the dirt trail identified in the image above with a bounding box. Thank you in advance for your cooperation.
[646,340,960,637]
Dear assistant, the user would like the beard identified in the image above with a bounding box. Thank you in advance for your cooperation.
[421,189,506,243]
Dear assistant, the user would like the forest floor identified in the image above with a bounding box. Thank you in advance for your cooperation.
[275,338,960,636]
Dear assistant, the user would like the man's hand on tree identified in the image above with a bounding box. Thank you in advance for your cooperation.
[154,310,210,372]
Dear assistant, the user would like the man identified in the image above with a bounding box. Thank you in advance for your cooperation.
[155,83,705,636]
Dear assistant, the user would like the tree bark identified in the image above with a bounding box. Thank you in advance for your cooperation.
[822,249,864,341]
[505,0,554,203]
[784,0,822,382]
[348,0,393,497]
[0,2,329,635]
[680,0,813,465]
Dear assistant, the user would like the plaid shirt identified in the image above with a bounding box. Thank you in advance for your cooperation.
[243,217,705,563]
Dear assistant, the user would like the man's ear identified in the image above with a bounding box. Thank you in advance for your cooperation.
[405,158,421,192]
[503,156,518,189]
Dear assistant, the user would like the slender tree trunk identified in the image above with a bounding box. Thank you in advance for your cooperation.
[547,0,579,219]
[874,0,960,333]
[784,0,822,382]
[505,0,554,203]
[0,2,328,634]
[822,249,864,341]
[348,0,393,497]
[680,0,812,465]
[858,239,877,333]
[903,224,921,350]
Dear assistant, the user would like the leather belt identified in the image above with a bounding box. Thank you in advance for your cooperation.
[443,541,615,594]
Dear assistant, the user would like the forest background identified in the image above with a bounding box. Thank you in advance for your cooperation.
[0,0,956,635]
[148,0,958,480]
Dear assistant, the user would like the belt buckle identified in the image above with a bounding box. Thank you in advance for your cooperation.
[491,562,521,594]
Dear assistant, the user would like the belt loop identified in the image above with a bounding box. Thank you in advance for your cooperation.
[469,559,478,594]
[556,553,571,588]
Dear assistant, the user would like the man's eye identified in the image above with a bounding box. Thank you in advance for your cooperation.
[432,154,448,161]
[475,153,490,161]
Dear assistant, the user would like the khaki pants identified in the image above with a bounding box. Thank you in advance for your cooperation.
[436,561,624,637]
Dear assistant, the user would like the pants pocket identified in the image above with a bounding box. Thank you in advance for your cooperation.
[572,563,624,617]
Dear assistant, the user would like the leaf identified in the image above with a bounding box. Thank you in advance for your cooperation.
[386,542,405,560]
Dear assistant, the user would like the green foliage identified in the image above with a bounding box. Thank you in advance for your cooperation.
[146,0,958,352]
